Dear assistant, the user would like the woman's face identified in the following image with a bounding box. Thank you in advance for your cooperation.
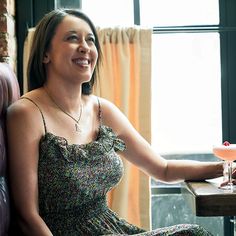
[44,15,98,85]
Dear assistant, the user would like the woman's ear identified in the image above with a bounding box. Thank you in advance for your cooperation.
[43,53,50,64]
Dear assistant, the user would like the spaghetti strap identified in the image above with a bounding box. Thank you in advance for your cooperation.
[97,96,102,125]
[20,97,47,134]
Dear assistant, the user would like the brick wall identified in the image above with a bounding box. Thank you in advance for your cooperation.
[0,0,16,70]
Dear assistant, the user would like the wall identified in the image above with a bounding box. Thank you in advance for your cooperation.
[0,0,16,70]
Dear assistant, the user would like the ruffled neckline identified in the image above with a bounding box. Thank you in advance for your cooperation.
[39,125,126,162]
[40,125,122,146]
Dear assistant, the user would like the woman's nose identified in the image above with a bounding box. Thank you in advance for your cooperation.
[78,40,90,53]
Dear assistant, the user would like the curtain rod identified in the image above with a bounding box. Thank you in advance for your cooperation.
[152,26,236,34]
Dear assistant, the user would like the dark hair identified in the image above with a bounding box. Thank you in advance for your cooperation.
[27,8,102,94]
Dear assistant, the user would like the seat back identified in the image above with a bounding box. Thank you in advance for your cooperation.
[0,63,20,236]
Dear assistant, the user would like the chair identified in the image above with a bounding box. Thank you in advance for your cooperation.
[0,63,20,236]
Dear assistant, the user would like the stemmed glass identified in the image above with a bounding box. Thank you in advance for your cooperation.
[213,141,236,192]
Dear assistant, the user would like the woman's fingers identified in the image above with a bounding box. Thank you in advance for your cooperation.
[220,179,236,187]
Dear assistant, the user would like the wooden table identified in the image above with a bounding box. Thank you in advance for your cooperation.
[182,179,236,236]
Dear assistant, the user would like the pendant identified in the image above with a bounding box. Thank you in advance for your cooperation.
[75,123,81,132]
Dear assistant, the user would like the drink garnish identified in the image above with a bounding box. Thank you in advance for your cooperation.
[223,141,230,146]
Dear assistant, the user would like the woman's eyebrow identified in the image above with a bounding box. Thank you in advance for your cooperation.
[66,30,94,35]
[66,30,77,34]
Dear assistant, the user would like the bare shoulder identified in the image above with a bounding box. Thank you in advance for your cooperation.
[85,95,118,113]
[96,96,121,113]
[94,96,132,135]
[8,98,32,120]
[7,90,45,135]
[8,96,39,121]
[95,96,122,119]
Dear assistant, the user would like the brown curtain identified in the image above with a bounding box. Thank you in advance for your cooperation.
[23,26,152,230]
[95,27,152,230]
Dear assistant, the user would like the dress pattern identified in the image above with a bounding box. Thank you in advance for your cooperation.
[38,125,213,236]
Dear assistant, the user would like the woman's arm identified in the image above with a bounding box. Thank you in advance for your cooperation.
[99,98,223,183]
[7,100,53,236]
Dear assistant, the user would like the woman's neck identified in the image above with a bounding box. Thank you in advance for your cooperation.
[43,83,84,114]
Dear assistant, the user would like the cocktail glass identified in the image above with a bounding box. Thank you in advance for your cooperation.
[213,144,236,191]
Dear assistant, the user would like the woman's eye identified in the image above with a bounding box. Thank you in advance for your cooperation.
[66,34,95,44]
[67,35,78,41]
[87,36,95,43]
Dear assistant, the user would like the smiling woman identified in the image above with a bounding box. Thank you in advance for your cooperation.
[12,0,236,235]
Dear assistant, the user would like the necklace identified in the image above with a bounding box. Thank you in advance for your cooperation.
[44,87,83,132]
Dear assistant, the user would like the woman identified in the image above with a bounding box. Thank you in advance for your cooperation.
[7,8,223,236]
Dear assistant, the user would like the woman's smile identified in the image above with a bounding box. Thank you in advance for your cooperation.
[72,57,91,67]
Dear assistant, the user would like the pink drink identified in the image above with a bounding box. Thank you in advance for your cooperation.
[213,144,236,161]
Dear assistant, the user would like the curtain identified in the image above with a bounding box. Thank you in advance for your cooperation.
[95,27,152,230]
[23,26,152,230]
[23,28,35,94]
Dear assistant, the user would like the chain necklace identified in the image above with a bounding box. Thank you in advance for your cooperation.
[44,87,83,132]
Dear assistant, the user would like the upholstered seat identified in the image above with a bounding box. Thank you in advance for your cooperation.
[0,63,20,236]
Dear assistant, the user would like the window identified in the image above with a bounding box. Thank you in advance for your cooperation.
[152,33,221,155]
[140,0,219,26]
[81,0,133,27]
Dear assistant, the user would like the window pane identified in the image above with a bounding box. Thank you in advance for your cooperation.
[56,0,81,8]
[81,0,134,27]
[151,33,222,154]
[140,0,219,26]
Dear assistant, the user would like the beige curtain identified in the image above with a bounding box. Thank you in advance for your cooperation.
[23,28,35,94]
[23,26,152,230]
[95,27,152,230]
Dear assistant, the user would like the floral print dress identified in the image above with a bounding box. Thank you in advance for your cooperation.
[24,97,213,236]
